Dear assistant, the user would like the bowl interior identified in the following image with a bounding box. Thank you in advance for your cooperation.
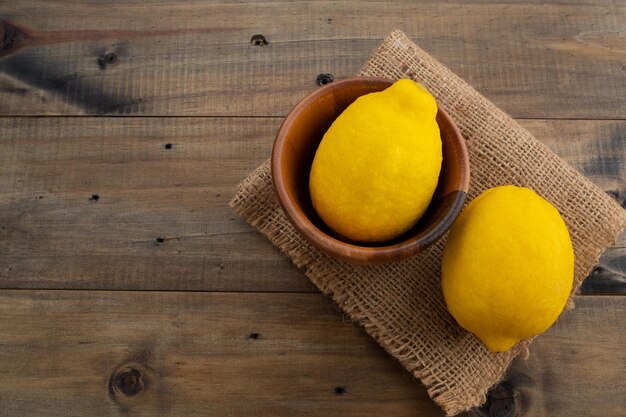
[273,77,468,262]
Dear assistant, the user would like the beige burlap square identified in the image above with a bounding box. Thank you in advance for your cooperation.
[230,30,625,415]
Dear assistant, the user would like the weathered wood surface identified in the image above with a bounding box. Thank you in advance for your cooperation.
[0,291,623,417]
[0,2,624,416]
[0,117,623,293]
[1,0,625,118]
[487,296,626,417]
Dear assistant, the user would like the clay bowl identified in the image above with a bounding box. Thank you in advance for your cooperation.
[271,77,470,264]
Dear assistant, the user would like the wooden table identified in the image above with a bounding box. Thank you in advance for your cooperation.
[0,2,624,416]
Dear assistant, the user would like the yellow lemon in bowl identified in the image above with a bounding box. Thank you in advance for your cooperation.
[441,185,574,352]
[309,79,442,242]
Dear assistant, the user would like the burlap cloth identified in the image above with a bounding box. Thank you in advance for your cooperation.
[230,31,626,415]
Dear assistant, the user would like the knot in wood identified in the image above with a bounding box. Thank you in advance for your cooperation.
[2,23,16,50]
[98,52,118,70]
[478,381,516,417]
[316,73,334,86]
[250,34,268,46]
[113,367,144,397]
[1,20,29,52]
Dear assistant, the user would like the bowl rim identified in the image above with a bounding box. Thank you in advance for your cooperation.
[271,76,470,263]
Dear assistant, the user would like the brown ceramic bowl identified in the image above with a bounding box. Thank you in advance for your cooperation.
[272,77,470,264]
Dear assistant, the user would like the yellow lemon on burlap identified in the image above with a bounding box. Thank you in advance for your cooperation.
[309,79,442,242]
[441,185,574,352]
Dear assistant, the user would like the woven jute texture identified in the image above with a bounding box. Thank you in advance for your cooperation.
[230,31,626,415]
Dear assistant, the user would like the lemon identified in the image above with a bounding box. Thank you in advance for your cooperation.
[309,79,442,242]
[441,185,574,352]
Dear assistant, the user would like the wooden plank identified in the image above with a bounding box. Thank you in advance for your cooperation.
[507,297,626,417]
[0,116,312,292]
[1,0,625,118]
[0,290,441,417]
[0,291,623,417]
[472,296,626,417]
[0,117,623,292]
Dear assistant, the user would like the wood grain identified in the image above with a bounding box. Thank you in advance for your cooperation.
[501,297,626,417]
[0,116,311,292]
[472,296,626,417]
[0,290,441,417]
[0,291,622,417]
[0,117,623,293]
[0,4,623,417]
[1,0,625,118]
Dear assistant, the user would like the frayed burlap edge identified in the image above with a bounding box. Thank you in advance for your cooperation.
[230,31,626,416]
